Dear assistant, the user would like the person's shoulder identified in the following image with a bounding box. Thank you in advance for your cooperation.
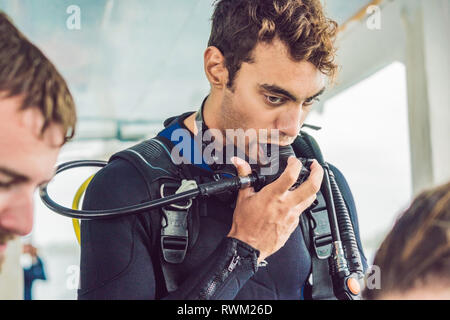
[82,157,149,210]
[91,157,143,184]
[327,162,348,185]
[327,163,350,189]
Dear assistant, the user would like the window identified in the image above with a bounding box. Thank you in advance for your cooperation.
[305,61,412,262]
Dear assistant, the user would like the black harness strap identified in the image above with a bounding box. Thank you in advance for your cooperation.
[110,137,193,296]
[293,131,338,300]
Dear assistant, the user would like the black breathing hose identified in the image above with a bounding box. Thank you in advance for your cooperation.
[328,171,364,276]
[39,160,259,220]
[294,134,363,277]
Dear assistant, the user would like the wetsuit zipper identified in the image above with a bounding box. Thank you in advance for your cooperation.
[200,248,241,299]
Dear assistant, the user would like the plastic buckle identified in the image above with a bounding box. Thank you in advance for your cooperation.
[160,180,195,264]
[310,192,333,259]
[161,208,189,263]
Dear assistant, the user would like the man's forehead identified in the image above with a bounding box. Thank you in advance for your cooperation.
[244,39,326,96]
[0,95,65,146]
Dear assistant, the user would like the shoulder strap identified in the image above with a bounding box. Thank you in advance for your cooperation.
[292,132,337,300]
[110,136,180,180]
[110,136,182,247]
[110,137,184,295]
[110,135,203,297]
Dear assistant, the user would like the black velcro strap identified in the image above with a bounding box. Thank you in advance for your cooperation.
[110,137,188,295]
[293,133,338,300]
[159,255,187,293]
[311,256,337,300]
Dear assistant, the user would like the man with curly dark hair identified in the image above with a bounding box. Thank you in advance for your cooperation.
[79,0,366,300]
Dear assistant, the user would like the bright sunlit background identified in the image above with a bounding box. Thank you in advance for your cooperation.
[0,0,448,300]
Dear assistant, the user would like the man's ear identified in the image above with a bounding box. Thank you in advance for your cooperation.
[204,46,229,89]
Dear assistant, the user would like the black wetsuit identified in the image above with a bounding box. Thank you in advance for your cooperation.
[78,109,367,300]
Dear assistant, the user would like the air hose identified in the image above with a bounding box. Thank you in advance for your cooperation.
[39,160,261,220]
[294,133,364,298]
[328,171,364,275]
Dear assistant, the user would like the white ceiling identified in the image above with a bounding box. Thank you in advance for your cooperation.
[0,0,372,138]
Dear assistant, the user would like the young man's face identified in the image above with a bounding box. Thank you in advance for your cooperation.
[219,38,326,147]
[0,94,63,263]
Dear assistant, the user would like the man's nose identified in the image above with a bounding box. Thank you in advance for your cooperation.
[0,191,34,236]
[278,105,303,138]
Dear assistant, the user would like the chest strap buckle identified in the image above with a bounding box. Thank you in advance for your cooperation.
[160,180,196,264]
[309,192,333,260]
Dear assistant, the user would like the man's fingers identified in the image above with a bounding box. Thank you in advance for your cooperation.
[293,193,317,216]
[287,160,323,206]
[231,157,253,198]
[265,156,302,195]
[231,156,252,176]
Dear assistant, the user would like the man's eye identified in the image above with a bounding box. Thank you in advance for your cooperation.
[0,182,13,190]
[303,97,320,107]
[265,95,285,106]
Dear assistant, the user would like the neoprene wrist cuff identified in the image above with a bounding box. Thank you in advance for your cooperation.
[226,237,260,273]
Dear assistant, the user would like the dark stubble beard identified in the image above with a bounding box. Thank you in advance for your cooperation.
[218,91,292,164]
[219,90,259,149]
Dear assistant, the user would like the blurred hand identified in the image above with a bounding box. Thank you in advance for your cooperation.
[23,244,38,257]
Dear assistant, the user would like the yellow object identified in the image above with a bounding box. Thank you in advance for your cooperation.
[71,175,95,245]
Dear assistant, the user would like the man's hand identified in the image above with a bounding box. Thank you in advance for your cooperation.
[228,156,323,263]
